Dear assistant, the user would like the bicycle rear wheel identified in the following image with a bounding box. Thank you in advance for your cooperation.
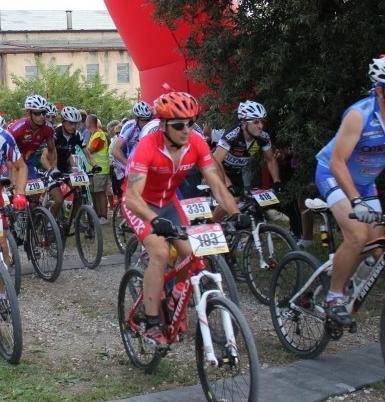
[74,205,103,269]
[6,232,21,295]
[243,223,298,305]
[196,296,259,402]
[118,268,162,373]
[112,202,134,254]
[0,263,22,364]
[270,250,330,358]
[28,206,64,282]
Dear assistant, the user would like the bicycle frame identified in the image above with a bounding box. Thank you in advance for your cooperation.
[127,254,237,367]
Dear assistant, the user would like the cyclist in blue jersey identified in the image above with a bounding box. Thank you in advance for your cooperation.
[315,56,385,326]
[112,101,153,177]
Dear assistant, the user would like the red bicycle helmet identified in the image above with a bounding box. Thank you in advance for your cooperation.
[154,92,200,119]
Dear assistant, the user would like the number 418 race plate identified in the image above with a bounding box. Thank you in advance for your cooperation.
[251,188,280,207]
[187,223,229,257]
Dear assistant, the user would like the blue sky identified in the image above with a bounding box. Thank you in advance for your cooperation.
[0,0,107,10]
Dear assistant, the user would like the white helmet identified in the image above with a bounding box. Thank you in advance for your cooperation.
[24,94,47,111]
[0,116,5,128]
[132,101,152,119]
[46,103,57,117]
[61,106,81,123]
[237,100,267,120]
[369,57,385,84]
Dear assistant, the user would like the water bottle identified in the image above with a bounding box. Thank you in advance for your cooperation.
[320,224,328,247]
[166,282,185,323]
[356,256,376,282]
[63,199,73,220]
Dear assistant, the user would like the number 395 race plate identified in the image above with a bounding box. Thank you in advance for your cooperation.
[187,223,229,257]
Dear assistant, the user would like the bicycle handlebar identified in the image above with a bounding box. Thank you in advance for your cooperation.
[349,212,384,222]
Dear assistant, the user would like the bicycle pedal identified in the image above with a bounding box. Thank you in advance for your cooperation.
[348,321,357,334]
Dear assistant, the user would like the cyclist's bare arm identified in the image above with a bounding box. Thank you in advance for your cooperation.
[264,148,280,183]
[82,147,97,167]
[112,139,128,166]
[200,165,239,215]
[330,110,363,200]
[8,158,27,195]
[125,172,158,221]
[41,140,57,170]
[212,146,229,184]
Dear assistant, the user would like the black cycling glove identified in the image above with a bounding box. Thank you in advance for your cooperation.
[272,181,284,193]
[229,213,251,229]
[49,168,62,180]
[151,217,176,237]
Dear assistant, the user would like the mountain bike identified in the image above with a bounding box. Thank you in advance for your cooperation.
[6,178,64,282]
[124,197,240,305]
[41,148,103,269]
[270,198,385,359]
[198,184,297,304]
[118,222,259,402]
[0,204,23,364]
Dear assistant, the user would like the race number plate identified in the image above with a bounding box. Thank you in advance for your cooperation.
[187,223,229,257]
[70,172,89,187]
[25,179,45,195]
[251,188,279,207]
[181,197,212,220]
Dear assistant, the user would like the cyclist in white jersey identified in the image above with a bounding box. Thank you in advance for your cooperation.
[315,56,385,326]
[112,101,153,177]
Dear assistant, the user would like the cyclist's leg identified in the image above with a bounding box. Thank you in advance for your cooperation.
[316,165,380,324]
[121,198,168,344]
[48,183,64,217]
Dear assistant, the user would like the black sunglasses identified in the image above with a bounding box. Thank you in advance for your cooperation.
[32,110,47,116]
[167,119,195,131]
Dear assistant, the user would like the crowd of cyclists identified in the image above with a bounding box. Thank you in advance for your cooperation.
[0,54,384,400]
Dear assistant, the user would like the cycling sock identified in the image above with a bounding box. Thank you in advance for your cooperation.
[326,291,344,302]
[145,314,161,329]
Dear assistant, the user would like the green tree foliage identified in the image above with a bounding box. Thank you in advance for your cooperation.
[152,0,385,193]
[0,58,134,125]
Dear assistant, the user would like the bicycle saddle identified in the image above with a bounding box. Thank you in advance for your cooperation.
[305,198,328,211]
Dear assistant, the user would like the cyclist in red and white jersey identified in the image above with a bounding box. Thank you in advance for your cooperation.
[8,95,60,210]
[122,91,250,346]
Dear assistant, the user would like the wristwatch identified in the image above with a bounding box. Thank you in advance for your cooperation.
[351,197,363,207]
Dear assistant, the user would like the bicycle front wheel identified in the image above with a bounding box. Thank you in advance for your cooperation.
[243,223,298,305]
[6,232,21,295]
[28,206,64,282]
[196,296,259,402]
[0,263,22,364]
[118,268,162,373]
[112,202,134,254]
[74,205,103,269]
[270,250,330,358]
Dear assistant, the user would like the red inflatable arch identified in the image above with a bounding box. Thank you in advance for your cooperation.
[104,0,206,102]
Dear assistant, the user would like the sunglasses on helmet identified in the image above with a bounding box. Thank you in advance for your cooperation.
[32,110,47,116]
[167,119,195,131]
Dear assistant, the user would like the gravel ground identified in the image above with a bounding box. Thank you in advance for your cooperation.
[16,251,385,401]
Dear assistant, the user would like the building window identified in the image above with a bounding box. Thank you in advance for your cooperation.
[25,65,38,79]
[117,63,129,83]
[86,64,99,80]
[58,65,70,74]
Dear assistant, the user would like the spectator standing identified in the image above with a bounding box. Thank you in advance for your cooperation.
[107,120,123,202]
[86,114,110,224]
